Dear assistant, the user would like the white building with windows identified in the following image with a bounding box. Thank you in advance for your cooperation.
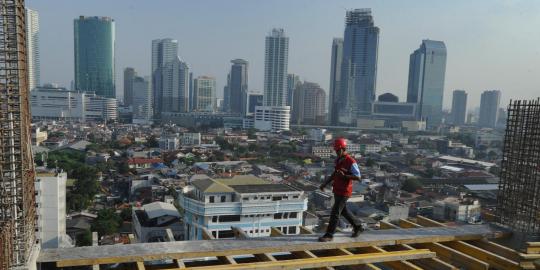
[178,175,307,240]
[35,170,73,249]
[25,7,40,91]
[181,132,201,145]
[30,85,117,122]
[254,106,290,132]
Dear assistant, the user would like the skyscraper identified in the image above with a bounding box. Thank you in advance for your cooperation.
[227,59,249,115]
[328,38,343,125]
[193,76,216,112]
[74,16,115,98]
[161,57,190,113]
[407,39,447,128]
[286,73,299,107]
[132,76,153,123]
[292,81,326,125]
[338,9,379,124]
[123,67,136,106]
[263,28,289,107]
[151,38,179,117]
[478,90,501,128]
[25,7,39,91]
[450,90,467,126]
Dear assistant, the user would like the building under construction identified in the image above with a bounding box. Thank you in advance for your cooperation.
[497,98,540,244]
[0,0,37,269]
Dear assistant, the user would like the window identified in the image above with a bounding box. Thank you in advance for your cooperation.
[243,197,249,201]
[254,196,258,200]
[211,231,217,238]
[218,230,235,239]
[218,215,241,222]
[293,195,299,199]
[289,226,297,234]
[272,196,282,201]
[274,213,282,219]
[283,213,289,219]
[289,212,298,219]
[209,196,215,203]
[255,229,259,233]
[221,195,226,202]
[212,216,218,222]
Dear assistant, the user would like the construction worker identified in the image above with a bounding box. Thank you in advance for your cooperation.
[318,137,363,242]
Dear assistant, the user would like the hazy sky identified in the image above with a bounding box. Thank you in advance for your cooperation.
[28,0,540,110]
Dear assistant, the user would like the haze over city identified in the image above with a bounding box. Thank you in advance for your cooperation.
[28,0,540,109]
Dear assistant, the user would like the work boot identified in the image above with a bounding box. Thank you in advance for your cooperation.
[351,225,364,238]
[318,233,333,242]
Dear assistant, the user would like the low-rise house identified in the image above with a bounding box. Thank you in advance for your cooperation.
[132,202,184,242]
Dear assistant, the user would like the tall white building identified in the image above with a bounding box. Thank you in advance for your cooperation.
[162,57,190,113]
[152,38,179,116]
[254,106,291,132]
[132,76,153,123]
[25,7,40,91]
[264,28,289,107]
[30,84,118,122]
[35,170,73,249]
[193,76,216,112]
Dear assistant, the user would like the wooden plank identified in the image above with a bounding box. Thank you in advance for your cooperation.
[527,242,540,254]
[357,246,423,270]
[40,224,504,267]
[396,220,488,270]
[467,239,521,262]
[200,227,236,265]
[415,242,488,270]
[414,216,520,270]
[165,229,186,268]
[184,250,436,270]
[443,240,520,270]
[232,227,276,262]
[128,233,145,270]
[379,221,457,270]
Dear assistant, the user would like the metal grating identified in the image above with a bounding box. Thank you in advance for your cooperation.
[0,0,36,267]
[497,98,540,237]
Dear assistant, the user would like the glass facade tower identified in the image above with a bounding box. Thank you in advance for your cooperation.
[74,16,115,98]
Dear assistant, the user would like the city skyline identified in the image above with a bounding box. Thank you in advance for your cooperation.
[28,0,540,110]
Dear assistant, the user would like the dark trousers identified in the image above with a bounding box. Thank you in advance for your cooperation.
[326,195,359,235]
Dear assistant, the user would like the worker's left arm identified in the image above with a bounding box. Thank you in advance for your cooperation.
[337,162,361,181]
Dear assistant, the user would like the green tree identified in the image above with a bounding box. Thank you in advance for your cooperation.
[92,208,122,237]
[76,229,93,247]
[145,135,159,148]
[401,178,423,193]
[120,206,133,221]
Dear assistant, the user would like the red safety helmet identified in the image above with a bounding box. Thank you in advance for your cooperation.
[333,138,347,151]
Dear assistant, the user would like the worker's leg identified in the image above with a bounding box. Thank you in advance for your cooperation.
[325,195,347,236]
[340,198,360,228]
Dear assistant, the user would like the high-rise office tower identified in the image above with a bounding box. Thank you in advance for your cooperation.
[161,57,190,113]
[151,38,179,117]
[193,76,216,112]
[407,39,447,128]
[328,38,343,125]
[25,7,39,91]
[74,16,116,98]
[450,90,467,125]
[338,9,379,124]
[188,72,194,111]
[226,59,249,115]
[248,93,263,114]
[123,67,136,106]
[132,76,153,122]
[478,90,501,128]
[263,28,289,107]
[292,81,326,125]
[286,73,299,107]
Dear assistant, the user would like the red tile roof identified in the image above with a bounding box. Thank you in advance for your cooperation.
[127,158,163,165]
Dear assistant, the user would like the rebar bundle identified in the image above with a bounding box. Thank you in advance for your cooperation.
[497,98,540,237]
[0,0,36,267]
